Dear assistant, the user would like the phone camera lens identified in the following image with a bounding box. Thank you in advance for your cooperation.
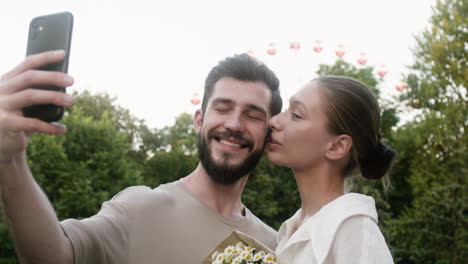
[29,22,38,40]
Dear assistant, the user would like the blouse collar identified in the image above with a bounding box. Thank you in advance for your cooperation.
[276,193,378,263]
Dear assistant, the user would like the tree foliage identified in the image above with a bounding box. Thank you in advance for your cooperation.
[243,157,299,230]
[403,0,467,111]
[29,108,144,219]
[139,112,198,188]
[387,0,468,263]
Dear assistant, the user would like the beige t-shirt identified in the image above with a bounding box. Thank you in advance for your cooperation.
[61,181,277,264]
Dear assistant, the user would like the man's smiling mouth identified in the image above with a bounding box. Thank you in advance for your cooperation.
[219,139,241,148]
[209,130,253,151]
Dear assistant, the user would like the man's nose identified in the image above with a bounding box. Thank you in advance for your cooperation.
[224,112,244,132]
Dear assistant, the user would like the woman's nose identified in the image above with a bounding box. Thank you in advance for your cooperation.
[269,113,282,131]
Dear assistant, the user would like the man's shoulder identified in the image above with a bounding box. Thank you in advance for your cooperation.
[253,215,276,233]
[245,208,277,232]
[110,181,181,209]
[243,209,278,249]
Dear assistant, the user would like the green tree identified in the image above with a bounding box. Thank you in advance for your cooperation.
[71,90,146,143]
[71,90,149,164]
[243,156,299,230]
[387,0,468,263]
[0,221,16,263]
[141,113,198,187]
[159,113,198,154]
[29,108,144,219]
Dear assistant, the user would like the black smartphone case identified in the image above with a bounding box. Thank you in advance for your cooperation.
[23,12,73,122]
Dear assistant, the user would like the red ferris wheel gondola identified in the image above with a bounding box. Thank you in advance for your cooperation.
[266,42,277,56]
[376,65,389,77]
[396,80,408,91]
[190,92,201,105]
[313,40,323,53]
[357,53,368,65]
[290,41,301,54]
[335,45,346,57]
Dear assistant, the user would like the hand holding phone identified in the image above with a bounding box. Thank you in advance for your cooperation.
[0,50,75,165]
[22,12,73,122]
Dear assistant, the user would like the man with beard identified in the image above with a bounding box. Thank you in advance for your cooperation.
[0,51,282,264]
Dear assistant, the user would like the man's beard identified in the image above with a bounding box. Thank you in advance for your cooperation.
[197,129,264,185]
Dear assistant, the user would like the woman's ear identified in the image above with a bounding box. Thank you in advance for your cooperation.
[194,109,203,134]
[326,135,353,160]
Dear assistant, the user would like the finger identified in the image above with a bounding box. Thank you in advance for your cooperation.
[24,131,34,138]
[2,89,75,110]
[0,114,67,135]
[0,50,66,83]
[1,70,74,94]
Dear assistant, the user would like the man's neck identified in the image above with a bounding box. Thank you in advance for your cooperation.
[180,163,248,219]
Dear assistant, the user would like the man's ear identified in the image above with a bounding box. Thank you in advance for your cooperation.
[326,135,353,160]
[194,109,203,134]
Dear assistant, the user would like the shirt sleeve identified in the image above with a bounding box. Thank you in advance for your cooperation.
[329,216,394,264]
[60,192,131,264]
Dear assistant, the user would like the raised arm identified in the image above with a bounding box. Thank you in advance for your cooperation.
[0,50,75,264]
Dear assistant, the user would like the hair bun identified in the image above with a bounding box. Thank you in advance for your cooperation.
[359,142,396,179]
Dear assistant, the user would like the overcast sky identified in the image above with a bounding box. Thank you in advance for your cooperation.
[0,0,436,128]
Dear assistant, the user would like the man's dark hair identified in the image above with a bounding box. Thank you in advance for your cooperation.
[201,54,282,116]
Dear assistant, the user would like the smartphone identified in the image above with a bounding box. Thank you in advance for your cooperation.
[22,12,73,122]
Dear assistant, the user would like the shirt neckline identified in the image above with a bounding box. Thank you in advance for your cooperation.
[172,180,250,227]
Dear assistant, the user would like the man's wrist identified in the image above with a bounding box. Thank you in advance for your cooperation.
[0,152,30,191]
[0,152,27,168]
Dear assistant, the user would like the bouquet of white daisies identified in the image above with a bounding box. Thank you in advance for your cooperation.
[210,241,276,264]
[202,231,277,264]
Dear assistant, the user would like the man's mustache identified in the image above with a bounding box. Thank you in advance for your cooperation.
[208,130,254,151]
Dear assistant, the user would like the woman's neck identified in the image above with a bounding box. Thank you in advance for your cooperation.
[293,164,345,223]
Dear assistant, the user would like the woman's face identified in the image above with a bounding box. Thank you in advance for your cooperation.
[267,81,335,170]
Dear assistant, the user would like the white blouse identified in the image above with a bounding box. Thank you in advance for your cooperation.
[275,193,394,264]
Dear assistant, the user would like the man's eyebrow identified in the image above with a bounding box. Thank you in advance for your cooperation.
[211,98,234,105]
[245,104,268,117]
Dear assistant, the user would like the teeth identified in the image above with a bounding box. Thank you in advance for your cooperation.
[220,139,241,148]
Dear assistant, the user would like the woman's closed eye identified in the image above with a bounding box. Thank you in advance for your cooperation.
[247,112,266,121]
[291,112,302,120]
